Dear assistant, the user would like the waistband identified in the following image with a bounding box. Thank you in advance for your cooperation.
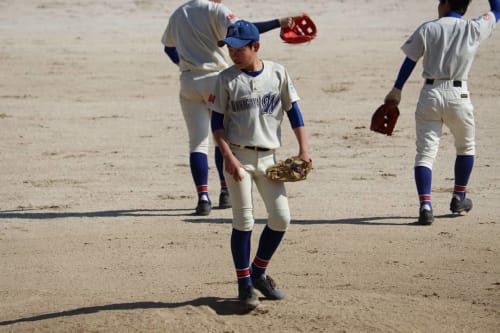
[230,143,270,152]
[425,79,464,87]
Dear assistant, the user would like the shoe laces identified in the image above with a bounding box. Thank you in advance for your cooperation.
[265,275,277,288]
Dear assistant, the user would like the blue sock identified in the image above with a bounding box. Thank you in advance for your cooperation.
[454,155,474,200]
[231,229,252,288]
[251,226,285,279]
[415,166,432,210]
[190,152,209,202]
[214,147,227,193]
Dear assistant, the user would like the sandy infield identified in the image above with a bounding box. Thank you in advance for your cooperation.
[1,0,499,332]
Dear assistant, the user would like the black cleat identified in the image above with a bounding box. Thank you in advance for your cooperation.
[251,274,285,300]
[450,196,473,214]
[417,207,434,225]
[218,191,231,209]
[195,200,211,216]
[238,285,260,310]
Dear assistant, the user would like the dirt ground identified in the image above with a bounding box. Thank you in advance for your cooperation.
[1,0,499,332]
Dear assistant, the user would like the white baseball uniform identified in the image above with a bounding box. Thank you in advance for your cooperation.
[210,60,300,231]
[401,12,496,169]
[161,0,238,153]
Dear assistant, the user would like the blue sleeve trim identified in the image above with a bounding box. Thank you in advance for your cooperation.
[211,111,224,132]
[489,0,500,22]
[164,46,179,64]
[394,57,417,90]
[286,102,304,129]
[253,19,281,34]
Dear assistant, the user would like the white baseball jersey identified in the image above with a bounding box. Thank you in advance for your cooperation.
[402,12,496,80]
[161,0,238,73]
[210,60,300,149]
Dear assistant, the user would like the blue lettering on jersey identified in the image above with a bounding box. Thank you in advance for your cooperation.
[230,93,280,114]
[261,93,280,114]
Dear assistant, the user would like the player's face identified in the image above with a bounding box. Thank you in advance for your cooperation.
[228,43,260,71]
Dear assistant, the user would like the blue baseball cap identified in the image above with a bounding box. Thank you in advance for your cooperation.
[218,20,260,48]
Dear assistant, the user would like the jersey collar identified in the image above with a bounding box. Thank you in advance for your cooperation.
[445,11,462,19]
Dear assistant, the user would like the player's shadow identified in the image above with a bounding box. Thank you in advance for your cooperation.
[185,216,424,226]
[0,209,460,225]
[0,208,195,219]
[0,297,253,326]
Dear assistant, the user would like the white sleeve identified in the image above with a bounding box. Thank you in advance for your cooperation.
[401,26,425,62]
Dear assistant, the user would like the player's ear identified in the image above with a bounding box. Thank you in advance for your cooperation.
[252,41,260,52]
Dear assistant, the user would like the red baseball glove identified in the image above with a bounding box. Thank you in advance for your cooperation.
[370,103,400,136]
[280,14,317,44]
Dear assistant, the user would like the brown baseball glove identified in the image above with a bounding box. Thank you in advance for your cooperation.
[266,156,312,182]
[280,14,317,44]
[370,103,400,136]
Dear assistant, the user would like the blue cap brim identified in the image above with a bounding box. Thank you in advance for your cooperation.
[219,37,252,48]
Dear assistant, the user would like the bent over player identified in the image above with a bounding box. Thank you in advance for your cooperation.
[384,0,499,225]
[210,21,310,309]
[161,0,295,216]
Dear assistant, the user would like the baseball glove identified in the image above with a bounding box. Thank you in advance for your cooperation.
[280,14,317,44]
[266,156,312,182]
[370,103,400,136]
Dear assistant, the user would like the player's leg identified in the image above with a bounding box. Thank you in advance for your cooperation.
[251,151,290,299]
[223,149,259,308]
[215,145,231,208]
[201,73,231,209]
[414,89,443,225]
[444,93,475,213]
[180,72,211,215]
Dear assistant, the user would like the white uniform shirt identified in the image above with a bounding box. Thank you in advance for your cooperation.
[402,12,496,80]
[210,60,300,149]
[161,0,239,73]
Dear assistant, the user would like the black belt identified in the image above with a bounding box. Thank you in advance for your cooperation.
[243,145,270,152]
[426,79,462,87]
[231,143,270,151]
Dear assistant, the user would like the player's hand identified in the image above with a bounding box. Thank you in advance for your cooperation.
[384,87,402,106]
[224,155,244,182]
[279,17,292,28]
[298,151,311,164]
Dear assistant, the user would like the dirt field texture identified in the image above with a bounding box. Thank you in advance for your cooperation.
[1,0,499,332]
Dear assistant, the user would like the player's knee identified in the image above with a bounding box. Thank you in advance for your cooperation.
[232,208,254,231]
[456,144,475,156]
[190,141,209,154]
[267,210,290,232]
[415,154,435,170]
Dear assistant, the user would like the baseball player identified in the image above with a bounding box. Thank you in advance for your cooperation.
[161,0,295,216]
[384,0,499,225]
[210,20,311,309]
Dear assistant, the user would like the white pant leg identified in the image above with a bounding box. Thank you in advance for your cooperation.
[442,87,475,155]
[415,86,444,169]
[179,71,219,154]
[225,148,290,232]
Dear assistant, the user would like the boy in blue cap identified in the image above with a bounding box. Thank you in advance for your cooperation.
[210,20,311,309]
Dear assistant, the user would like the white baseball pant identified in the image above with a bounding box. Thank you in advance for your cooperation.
[179,70,220,154]
[415,80,475,169]
[224,147,291,232]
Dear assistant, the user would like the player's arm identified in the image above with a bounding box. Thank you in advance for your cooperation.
[286,102,310,162]
[489,0,500,22]
[385,56,417,105]
[211,111,244,182]
[253,16,297,33]
[164,46,180,64]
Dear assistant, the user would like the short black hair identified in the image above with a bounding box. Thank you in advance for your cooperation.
[448,0,472,15]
